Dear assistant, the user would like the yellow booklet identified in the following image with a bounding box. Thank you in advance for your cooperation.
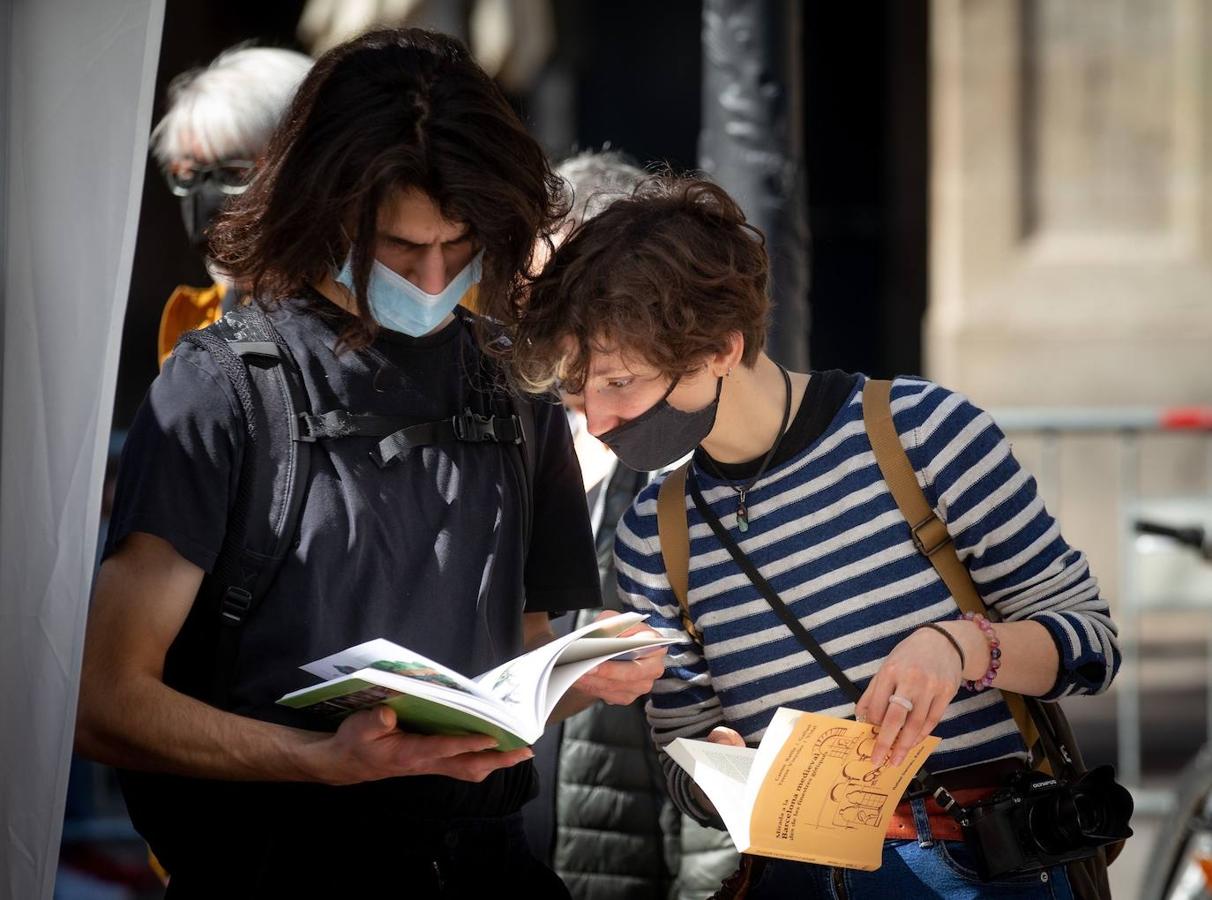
[665,708,941,871]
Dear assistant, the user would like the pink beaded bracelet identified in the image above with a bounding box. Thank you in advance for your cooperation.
[962,611,1001,692]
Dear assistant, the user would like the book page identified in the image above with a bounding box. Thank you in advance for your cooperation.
[665,739,757,848]
[746,705,803,811]
[746,709,940,870]
[472,612,656,735]
[299,639,486,699]
[473,612,648,690]
[540,636,676,720]
[473,649,553,739]
[553,634,675,665]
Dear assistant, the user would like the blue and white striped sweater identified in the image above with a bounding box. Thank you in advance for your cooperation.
[614,376,1119,823]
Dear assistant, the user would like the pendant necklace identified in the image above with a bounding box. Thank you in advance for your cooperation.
[702,364,792,533]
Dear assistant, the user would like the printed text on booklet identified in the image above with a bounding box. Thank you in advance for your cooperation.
[666,708,941,870]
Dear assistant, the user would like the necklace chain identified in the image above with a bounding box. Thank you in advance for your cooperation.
[699,365,793,532]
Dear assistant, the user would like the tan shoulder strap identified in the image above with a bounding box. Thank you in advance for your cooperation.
[862,380,972,599]
[862,379,1043,766]
[656,462,703,644]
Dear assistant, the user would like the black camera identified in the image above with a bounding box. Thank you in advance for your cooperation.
[961,765,1134,880]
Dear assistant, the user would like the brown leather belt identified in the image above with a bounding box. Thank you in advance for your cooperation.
[885,758,1023,842]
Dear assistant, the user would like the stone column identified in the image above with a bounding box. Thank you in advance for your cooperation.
[700,0,810,368]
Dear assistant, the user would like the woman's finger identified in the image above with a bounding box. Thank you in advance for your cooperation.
[862,672,896,727]
[854,677,877,724]
[919,691,951,743]
[887,692,933,765]
[707,726,746,747]
[870,693,909,765]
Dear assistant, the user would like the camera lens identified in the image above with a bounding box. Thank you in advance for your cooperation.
[1026,790,1086,854]
[1025,767,1133,854]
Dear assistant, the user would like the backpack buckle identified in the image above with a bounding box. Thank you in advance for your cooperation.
[295,413,319,442]
[297,410,361,442]
[453,410,495,442]
[453,410,520,444]
[219,586,253,626]
[495,414,523,445]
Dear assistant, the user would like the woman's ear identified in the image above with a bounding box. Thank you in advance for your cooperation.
[709,331,746,377]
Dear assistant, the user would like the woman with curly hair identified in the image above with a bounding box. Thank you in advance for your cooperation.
[507,175,1119,898]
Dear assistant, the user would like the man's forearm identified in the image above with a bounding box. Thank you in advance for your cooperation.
[79,536,537,789]
[76,672,329,783]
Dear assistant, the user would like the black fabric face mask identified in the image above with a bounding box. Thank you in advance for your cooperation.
[599,376,723,472]
[179,182,230,254]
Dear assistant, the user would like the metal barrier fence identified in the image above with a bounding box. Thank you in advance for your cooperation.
[989,406,1212,815]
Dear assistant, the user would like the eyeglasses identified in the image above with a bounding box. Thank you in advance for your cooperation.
[164,160,255,197]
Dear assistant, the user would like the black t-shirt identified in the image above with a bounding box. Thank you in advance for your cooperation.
[695,369,859,479]
[105,298,600,867]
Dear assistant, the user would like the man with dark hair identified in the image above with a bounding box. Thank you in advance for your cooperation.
[76,29,662,897]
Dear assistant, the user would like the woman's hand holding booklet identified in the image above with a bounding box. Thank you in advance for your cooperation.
[666,708,940,871]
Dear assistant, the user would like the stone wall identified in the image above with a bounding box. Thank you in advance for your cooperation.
[929,0,1212,622]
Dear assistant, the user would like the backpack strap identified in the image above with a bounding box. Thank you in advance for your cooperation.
[860,378,1052,772]
[511,391,537,557]
[369,409,524,467]
[656,461,702,644]
[462,307,536,557]
[292,405,525,469]
[178,305,314,707]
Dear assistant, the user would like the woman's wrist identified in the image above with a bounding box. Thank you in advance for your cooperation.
[960,612,1002,691]
[934,619,991,681]
[918,623,966,675]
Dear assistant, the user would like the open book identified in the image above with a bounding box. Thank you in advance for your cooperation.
[277,612,673,750]
[666,707,941,871]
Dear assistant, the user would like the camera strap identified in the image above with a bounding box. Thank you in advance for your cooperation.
[686,468,972,823]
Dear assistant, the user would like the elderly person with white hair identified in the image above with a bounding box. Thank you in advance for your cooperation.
[151,45,312,364]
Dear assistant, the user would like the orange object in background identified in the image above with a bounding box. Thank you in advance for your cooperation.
[458,283,480,315]
[1197,855,1212,890]
[148,848,169,886]
[157,282,227,366]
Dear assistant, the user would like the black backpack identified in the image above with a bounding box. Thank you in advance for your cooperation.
[172,303,538,708]
[120,304,538,874]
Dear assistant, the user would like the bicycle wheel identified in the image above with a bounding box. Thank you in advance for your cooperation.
[1140,746,1212,900]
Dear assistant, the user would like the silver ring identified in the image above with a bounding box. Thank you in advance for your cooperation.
[888,694,914,712]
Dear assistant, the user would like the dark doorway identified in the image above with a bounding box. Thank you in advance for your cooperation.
[803,0,928,378]
[112,1,306,430]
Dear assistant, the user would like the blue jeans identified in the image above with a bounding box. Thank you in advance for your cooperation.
[747,798,1075,899]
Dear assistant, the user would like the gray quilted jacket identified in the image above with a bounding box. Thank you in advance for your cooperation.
[525,461,739,899]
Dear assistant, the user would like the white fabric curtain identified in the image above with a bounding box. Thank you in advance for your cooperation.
[0,1,164,897]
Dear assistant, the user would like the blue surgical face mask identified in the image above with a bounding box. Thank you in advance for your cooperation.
[334,250,484,337]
